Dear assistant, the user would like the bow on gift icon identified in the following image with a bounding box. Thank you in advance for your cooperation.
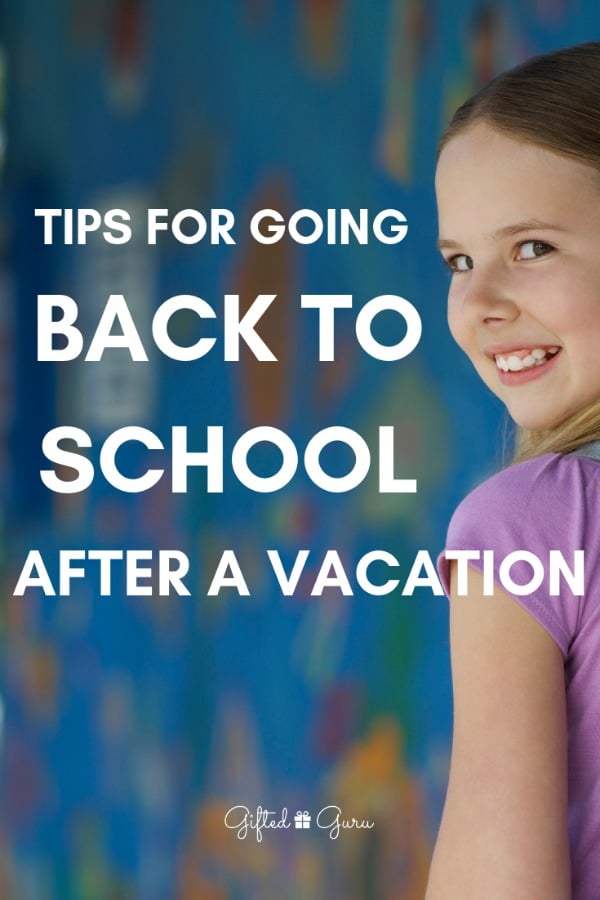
[294,810,311,829]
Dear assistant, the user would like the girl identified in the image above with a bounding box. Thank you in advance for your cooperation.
[426,43,600,899]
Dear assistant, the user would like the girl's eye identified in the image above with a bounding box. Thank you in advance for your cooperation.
[517,240,554,260]
[446,253,473,272]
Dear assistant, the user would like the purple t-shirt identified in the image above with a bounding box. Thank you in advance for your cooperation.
[437,451,600,900]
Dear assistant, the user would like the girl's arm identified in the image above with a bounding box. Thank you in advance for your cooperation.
[426,564,571,899]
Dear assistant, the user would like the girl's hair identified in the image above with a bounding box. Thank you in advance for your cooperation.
[438,42,600,462]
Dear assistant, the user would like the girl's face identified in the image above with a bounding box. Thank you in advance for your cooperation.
[435,122,600,431]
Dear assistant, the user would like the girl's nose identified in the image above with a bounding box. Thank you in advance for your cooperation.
[458,264,518,325]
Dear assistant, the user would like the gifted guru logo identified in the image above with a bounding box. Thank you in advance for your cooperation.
[223,805,375,842]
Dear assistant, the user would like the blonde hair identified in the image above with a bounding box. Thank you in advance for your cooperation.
[515,406,600,463]
[439,42,600,461]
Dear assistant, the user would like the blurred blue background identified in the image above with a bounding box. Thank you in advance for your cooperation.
[0,2,598,898]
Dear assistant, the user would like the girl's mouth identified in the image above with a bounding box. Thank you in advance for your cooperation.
[494,346,560,373]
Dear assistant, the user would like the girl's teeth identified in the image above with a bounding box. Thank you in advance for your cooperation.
[495,347,559,372]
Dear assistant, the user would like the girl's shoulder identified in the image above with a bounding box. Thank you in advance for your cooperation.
[441,451,600,652]
[445,451,600,567]
[455,450,600,523]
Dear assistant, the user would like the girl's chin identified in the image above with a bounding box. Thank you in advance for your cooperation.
[507,408,572,432]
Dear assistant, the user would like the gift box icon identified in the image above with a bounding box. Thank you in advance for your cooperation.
[294,810,311,829]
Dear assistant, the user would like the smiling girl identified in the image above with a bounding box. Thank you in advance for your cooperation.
[426,43,600,899]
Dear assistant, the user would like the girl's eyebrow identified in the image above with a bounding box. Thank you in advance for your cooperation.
[437,219,567,250]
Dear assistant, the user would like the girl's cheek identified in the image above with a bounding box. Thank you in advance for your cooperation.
[446,296,467,347]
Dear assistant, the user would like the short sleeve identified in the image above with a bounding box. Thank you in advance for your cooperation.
[436,453,600,657]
